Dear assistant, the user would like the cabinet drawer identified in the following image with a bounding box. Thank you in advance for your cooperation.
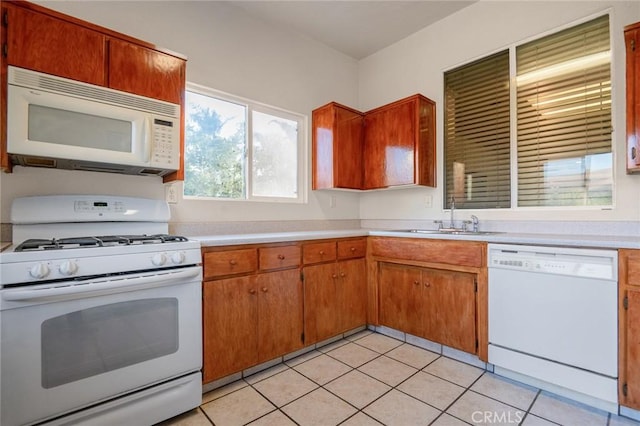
[622,250,640,286]
[259,246,301,271]
[204,249,258,278]
[370,237,484,268]
[303,242,337,264]
[337,239,366,259]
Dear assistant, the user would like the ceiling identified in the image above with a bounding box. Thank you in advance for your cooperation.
[227,1,476,60]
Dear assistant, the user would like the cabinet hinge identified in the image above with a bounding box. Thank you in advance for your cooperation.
[632,39,636,52]
[623,383,628,397]
[474,279,478,293]
[300,272,304,282]
[624,295,629,310]
[475,339,479,351]
[2,11,7,27]
[301,332,305,343]
[2,43,6,58]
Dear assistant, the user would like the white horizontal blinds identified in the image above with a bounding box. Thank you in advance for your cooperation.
[516,15,612,207]
[444,50,511,209]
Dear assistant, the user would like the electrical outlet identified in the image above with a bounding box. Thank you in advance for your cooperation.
[165,183,179,204]
[424,195,433,208]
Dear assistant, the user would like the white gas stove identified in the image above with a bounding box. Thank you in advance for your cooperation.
[0,195,203,426]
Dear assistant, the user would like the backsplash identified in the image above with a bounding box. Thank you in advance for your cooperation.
[170,220,362,237]
[4,219,638,243]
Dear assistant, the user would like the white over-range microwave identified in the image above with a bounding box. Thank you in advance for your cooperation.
[7,66,181,176]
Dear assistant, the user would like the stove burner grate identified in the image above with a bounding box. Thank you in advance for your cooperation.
[14,234,189,252]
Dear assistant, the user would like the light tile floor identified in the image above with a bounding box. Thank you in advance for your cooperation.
[159,331,640,426]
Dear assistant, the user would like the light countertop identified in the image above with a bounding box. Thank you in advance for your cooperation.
[190,229,640,250]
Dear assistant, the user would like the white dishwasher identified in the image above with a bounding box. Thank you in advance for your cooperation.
[488,243,618,413]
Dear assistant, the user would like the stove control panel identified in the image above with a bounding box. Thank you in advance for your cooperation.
[1,243,202,286]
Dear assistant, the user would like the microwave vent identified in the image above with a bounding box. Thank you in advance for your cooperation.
[9,67,179,118]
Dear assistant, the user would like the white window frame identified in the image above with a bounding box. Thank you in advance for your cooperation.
[184,82,307,204]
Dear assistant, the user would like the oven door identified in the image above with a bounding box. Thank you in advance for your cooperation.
[0,266,202,426]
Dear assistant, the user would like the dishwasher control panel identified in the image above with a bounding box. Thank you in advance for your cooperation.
[488,243,617,281]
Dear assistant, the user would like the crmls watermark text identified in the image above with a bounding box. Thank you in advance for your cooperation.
[471,410,524,424]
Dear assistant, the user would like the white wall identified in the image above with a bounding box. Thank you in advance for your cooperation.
[0,1,361,226]
[3,1,640,230]
[358,1,640,223]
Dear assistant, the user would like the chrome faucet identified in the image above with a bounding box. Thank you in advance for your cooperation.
[470,215,479,233]
[449,196,456,229]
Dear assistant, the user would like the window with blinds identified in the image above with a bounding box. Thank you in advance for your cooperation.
[444,51,511,209]
[443,14,612,209]
[516,15,612,207]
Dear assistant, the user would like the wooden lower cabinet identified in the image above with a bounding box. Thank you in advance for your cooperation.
[378,263,423,337]
[203,276,257,382]
[202,259,303,383]
[378,262,477,354]
[202,238,366,383]
[303,258,367,344]
[619,249,640,409]
[255,270,304,362]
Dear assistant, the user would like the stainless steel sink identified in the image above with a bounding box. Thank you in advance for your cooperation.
[391,229,504,236]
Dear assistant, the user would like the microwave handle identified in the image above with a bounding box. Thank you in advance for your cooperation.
[143,116,152,163]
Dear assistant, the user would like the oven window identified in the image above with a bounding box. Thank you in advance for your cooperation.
[41,298,178,389]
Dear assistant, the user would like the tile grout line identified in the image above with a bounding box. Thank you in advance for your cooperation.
[202,333,623,426]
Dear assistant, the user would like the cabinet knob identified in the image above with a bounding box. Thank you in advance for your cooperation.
[350,247,356,252]
[229,259,237,266]
[261,287,268,293]
[278,254,285,260]
[332,274,338,279]
[249,289,257,295]
[340,272,346,278]
[424,282,431,288]
[319,250,325,255]
[413,280,420,286]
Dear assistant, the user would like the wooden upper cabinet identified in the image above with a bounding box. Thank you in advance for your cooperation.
[626,22,640,173]
[4,3,106,86]
[312,102,364,189]
[108,39,185,104]
[364,94,436,189]
[1,1,186,180]
[311,94,436,191]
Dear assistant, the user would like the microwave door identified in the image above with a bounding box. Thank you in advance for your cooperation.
[7,84,147,166]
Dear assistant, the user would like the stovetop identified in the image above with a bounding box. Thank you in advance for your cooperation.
[14,234,189,252]
[1,195,203,287]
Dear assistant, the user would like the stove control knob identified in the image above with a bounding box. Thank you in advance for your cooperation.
[171,252,185,264]
[152,253,167,266]
[29,263,50,279]
[59,260,79,276]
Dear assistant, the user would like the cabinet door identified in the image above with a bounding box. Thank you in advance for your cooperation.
[334,106,364,188]
[5,4,106,85]
[339,258,367,332]
[626,25,640,172]
[423,269,476,354]
[364,99,415,188]
[257,269,304,362]
[378,262,423,336]
[303,263,340,344]
[203,276,258,382]
[108,38,185,104]
[624,288,640,407]
[312,103,363,189]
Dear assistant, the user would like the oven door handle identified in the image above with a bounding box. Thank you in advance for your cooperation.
[2,267,201,302]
